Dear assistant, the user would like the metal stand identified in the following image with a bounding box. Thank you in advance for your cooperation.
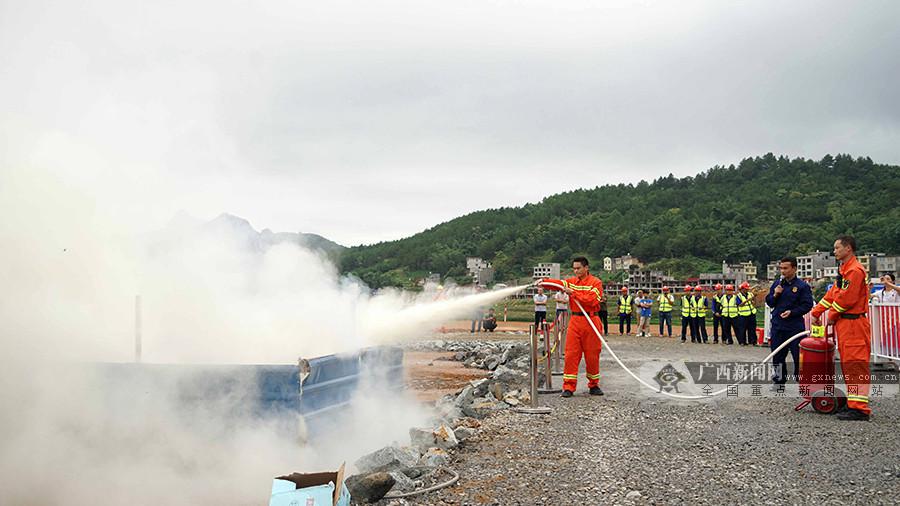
[516,324,552,414]
[552,316,565,376]
[538,323,561,394]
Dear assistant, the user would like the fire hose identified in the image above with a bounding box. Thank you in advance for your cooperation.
[381,466,460,499]
[538,281,811,400]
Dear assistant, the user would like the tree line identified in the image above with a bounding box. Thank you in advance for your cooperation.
[340,154,900,288]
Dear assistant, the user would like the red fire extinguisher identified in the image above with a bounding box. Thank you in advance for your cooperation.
[794,323,847,414]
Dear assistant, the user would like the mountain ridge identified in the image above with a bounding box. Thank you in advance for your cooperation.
[339,153,900,288]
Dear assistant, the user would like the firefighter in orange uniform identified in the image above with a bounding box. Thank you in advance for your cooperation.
[811,235,872,421]
[540,256,605,398]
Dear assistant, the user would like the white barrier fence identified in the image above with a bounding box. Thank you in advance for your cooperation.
[871,302,900,362]
[763,302,900,363]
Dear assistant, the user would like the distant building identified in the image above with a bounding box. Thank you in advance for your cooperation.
[697,272,741,289]
[625,269,676,293]
[603,257,613,271]
[527,262,561,297]
[475,267,494,286]
[612,254,643,271]
[797,251,836,280]
[861,253,898,278]
[739,261,758,281]
[697,260,755,288]
[766,261,779,280]
[466,257,494,286]
[533,262,560,282]
[816,266,839,279]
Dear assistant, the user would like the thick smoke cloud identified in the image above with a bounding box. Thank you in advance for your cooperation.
[0,168,519,504]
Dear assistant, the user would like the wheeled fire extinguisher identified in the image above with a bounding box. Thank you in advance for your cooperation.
[794,323,847,414]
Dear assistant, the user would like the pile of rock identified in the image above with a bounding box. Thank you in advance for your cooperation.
[348,340,538,503]
[347,339,540,502]
[434,364,532,422]
[408,339,533,372]
[346,418,480,503]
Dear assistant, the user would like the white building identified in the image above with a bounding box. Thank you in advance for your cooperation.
[816,266,839,279]
[766,261,779,280]
[739,261,758,281]
[612,254,643,271]
[466,257,494,286]
[797,251,836,280]
[533,262,560,281]
[603,257,613,271]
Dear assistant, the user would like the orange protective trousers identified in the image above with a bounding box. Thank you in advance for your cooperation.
[836,317,872,414]
[563,314,602,392]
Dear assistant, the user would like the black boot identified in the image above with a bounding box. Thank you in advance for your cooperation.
[836,408,869,421]
[589,386,604,396]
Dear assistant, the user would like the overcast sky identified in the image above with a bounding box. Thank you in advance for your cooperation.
[2,0,898,246]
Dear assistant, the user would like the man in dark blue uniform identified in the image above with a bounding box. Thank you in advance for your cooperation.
[765,256,814,387]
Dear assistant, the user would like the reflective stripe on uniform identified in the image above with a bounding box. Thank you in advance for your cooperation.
[568,282,602,301]
[831,301,847,313]
[847,395,869,403]
[818,299,832,309]
[563,374,578,380]
[658,295,673,312]
[681,296,692,317]
[737,294,752,316]
[696,296,707,318]
[586,373,601,380]
[721,295,738,317]
[619,295,632,313]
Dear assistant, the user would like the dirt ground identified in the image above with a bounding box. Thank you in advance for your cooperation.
[393,331,900,506]
[404,351,490,402]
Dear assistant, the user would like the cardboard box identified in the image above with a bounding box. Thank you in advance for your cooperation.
[269,463,350,506]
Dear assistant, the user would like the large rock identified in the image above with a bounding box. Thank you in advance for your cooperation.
[409,424,458,451]
[354,445,420,474]
[470,378,489,397]
[512,355,531,370]
[388,470,417,492]
[418,447,450,467]
[454,385,475,408]
[463,397,506,419]
[492,365,528,385]
[500,343,528,365]
[453,426,476,441]
[345,472,395,503]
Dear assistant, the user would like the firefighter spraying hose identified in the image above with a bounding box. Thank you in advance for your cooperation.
[536,280,811,401]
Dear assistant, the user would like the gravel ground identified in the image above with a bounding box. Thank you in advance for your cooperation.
[382,334,900,505]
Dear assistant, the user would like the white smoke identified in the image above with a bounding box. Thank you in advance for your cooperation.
[0,167,522,504]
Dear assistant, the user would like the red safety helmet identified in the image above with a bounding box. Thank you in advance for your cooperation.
[739,281,751,290]
[683,285,692,292]
[662,286,670,292]
[620,286,628,292]
[714,283,723,291]
[725,284,735,291]
[693,286,703,292]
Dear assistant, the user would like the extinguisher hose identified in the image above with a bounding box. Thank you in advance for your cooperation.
[539,281,810,401]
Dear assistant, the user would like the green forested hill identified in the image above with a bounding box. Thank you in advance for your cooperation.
[341,154,900,288]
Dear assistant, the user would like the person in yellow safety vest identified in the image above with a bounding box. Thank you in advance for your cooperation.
[711,283,724,344]
[720,284,741,345]
[618,286,633,335]
[738,281,757,346]
[657,286,674,337]
[680,285,695,343]
[692,286,710,343]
